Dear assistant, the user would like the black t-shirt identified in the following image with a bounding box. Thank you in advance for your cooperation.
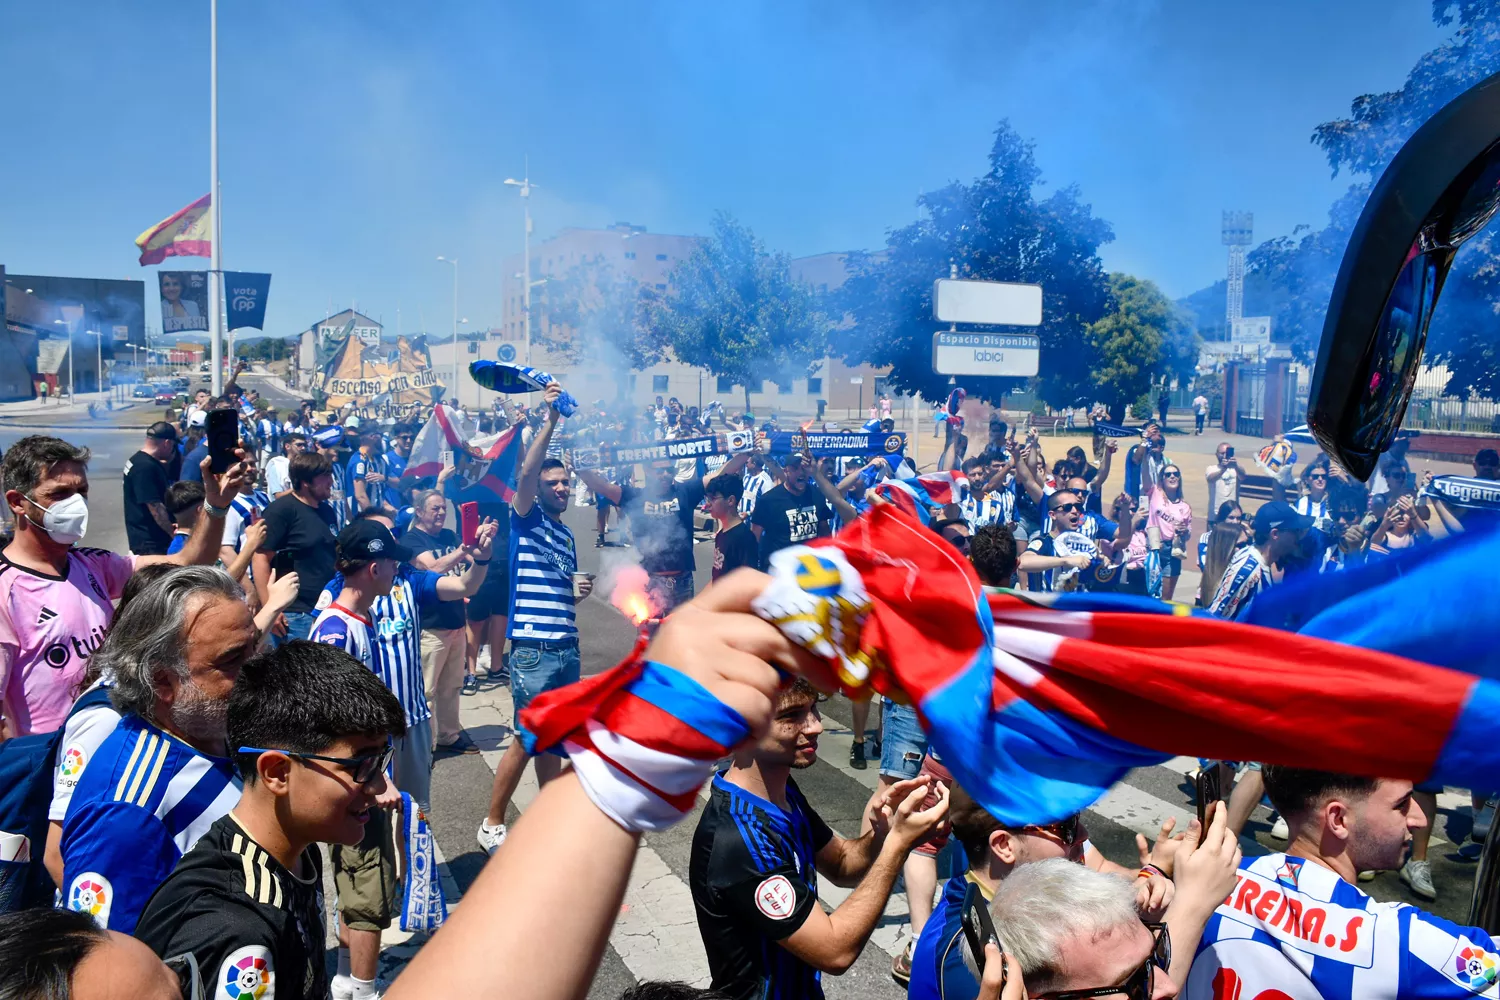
[690,775,834,1000]
[122,450,171,555]
[713,521,758,581]
[619,479,706,575]
[749,485,830,570]
[136,814,327,1000]
[404,526,466,630]
[261,494,338,612]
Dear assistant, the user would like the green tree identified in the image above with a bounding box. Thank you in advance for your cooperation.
[1247,0,1500,395]
[1088,273,1199,422]
[834,122,1115,408]
[542,259,668,385]
[652,212,831,412]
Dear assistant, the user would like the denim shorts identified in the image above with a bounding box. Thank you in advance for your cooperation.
[509,639,581,742]
[880,698,928,780]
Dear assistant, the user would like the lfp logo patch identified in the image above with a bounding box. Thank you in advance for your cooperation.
[217,945,273,1000]
[60,746,86,779]
[67,873,112,926]
[1454,944,1499,991]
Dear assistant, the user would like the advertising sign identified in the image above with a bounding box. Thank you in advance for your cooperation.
[932,278,1043,326]
[1231,317,1273,346]
[159,271,209,334]
[224,272,272,331]
[932,331,1040,377]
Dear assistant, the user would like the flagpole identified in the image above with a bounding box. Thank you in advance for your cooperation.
[208,0,223,398]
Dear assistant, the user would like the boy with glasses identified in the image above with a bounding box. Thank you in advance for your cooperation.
[135,641,405,1000]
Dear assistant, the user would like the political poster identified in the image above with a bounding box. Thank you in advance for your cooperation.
[224,272,271,330]
[159,271,209,334]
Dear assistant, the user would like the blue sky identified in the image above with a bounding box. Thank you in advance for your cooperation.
[0,0,1451,340]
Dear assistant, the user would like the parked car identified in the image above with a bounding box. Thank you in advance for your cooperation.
[132,383,154,399]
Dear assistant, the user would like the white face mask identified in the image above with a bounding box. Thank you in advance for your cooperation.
[25,492,89,545]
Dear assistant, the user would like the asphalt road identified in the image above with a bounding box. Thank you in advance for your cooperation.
[2,418,1488,995]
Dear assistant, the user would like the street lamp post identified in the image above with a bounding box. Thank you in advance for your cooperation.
[87,331,104,394]
[437,256,459,408]
[504,164,537,365]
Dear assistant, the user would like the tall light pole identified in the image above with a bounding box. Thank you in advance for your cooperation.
[437,256,459,407]
[504,163,536,365]
[87,331,103,393]
[208,0,224,397]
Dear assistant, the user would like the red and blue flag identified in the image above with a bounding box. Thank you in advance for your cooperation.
[869,472,969,525]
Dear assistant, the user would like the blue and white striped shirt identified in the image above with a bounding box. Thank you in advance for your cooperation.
[60,715,241,933]
[1208,545,1270,621]
[963,487,1015,529]
[223,489,270,554]
[508,504,578,641]
[741,470,775,518]
[317,565,442,728]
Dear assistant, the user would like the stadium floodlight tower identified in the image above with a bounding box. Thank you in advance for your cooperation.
[1222,211,1254,326]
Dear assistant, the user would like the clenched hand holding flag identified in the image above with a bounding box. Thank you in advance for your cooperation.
[521,504,1500,832]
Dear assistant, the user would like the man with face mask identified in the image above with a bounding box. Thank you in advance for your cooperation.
[0,435,247,740]
[55,567,260,935]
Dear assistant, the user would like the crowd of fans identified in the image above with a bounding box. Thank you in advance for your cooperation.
[2,380,1499,1000]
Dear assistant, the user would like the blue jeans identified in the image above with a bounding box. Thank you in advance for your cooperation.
[509,639,581,743]
[278,610,320,646]
[879,698,928,780]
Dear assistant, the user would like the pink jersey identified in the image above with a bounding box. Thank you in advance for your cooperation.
[0,547,134,736]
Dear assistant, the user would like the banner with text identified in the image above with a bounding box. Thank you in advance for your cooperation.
[158,271,209,334]
[224,272,272,331]
[572,434,722,471]
[766,430,906,457]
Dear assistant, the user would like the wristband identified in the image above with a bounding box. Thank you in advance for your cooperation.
[1137,863,1168,881]
[518,648,749,833]
[202,501,230,519]
[473,559,491,566]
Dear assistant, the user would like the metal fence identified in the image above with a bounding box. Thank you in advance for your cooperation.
[1403,367,1500,433]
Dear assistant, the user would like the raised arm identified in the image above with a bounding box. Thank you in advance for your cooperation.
[434,520,497,599]
[137,451,248,569]
[1094,439,1117,491]
[576,467,623,506]
[807,451,860,525]
[706,450,751,490]
[512,383,564,518]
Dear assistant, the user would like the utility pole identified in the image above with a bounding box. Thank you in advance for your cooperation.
[504,161,537,365]
[208,0,224,396]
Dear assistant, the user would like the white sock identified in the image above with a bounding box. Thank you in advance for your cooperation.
[351,976,379,1000]
[337,948,352,979]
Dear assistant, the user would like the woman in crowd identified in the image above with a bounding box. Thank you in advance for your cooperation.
[1197,519,1247,609]
[1294,462,1334,531]
[1146,463,1192,600]
[1101,492,1149,594]
[1368,492,1430,555]
[1196,501,1245,572]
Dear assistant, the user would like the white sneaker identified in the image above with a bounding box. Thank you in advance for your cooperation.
[331,976,390,1000]
[1475,800,1496,842]
[477,820,508,855]
[1399,858,1437,901]
[1270,815,1289,841]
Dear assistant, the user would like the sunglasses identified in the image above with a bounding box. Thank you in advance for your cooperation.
[1163,471,1181,478]
[1050,502,1084,514]
[1042,924,1171,1000]
[1022,815,1081,846]
[237,743,394,785]
[1309,473,1328,481]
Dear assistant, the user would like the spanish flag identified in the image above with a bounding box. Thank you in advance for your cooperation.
[134,194,212,266]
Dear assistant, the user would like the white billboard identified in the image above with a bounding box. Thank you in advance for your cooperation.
[933,279,1042,326]
[1231,316,1272,345]
[932,331,1040,377]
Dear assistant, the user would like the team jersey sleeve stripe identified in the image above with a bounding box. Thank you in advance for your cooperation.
[133,738,172,808]
[122,735,161,805]
[113,730,150,802]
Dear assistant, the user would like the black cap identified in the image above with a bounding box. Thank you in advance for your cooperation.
[336,520,414,563]
[147,421,178,442]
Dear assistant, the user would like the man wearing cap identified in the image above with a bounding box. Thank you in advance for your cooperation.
[178,409,209,482]
[1207,500,1313,621]
[122,422,181,556]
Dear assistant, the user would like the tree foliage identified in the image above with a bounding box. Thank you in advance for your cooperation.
[651,213,831,411]
[833,122,1116,408]
[1247,1,1500,395]
[1088,273,1199,421]
[541,259,668,377]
